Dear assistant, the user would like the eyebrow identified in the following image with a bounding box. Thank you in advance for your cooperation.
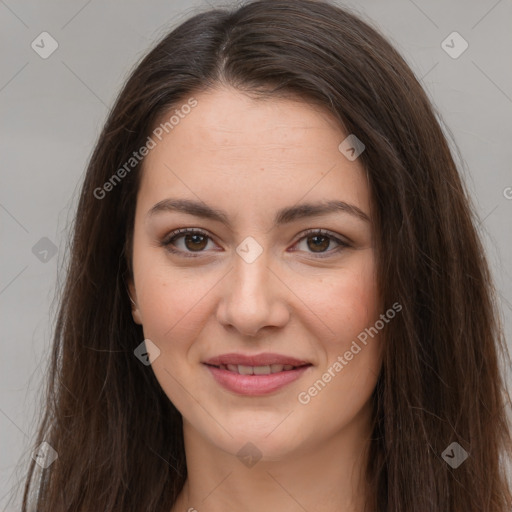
[147,198,370,225]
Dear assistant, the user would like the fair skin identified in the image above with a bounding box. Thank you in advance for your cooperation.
[129,86,383,512]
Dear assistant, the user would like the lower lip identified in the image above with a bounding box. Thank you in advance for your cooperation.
[204,364,312,396]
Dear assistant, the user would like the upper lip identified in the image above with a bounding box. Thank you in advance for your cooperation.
[203,353,311,367]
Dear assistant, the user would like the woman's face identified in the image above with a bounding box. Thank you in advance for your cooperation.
[129,86,383,460]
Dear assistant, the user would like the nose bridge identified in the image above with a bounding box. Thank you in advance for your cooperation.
[232,234,271,294]
[232,244,272,312]
[234,246,270,297]
[218,238,289,336]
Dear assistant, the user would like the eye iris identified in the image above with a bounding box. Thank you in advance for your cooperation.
[185,233,207,251]
[307,235,329,252]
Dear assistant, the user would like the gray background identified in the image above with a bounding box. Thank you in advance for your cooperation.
[1,0,511,509]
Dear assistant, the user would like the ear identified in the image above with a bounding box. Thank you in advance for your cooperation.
[127,279,143,325]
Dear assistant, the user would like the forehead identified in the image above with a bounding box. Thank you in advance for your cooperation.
[137,87,369,220]
[156,87,344,151]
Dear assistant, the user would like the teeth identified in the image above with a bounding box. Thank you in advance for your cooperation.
[217,364,298,374]
[253,365,271,375]
[238,365,254,375]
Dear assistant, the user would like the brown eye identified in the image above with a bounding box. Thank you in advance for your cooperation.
[306,234,331,252]
[183,233,208,251]
[162,228,215,257]
[293,229,350,258]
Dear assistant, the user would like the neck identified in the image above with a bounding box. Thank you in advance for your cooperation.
[171,403,373,512]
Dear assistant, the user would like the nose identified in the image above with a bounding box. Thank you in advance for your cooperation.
[216,248,290,337]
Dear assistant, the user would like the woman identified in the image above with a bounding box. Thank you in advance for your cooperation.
[21,0,512,510]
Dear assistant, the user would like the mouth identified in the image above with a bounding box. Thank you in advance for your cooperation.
[204,363,309,374]
[202,353,313,395]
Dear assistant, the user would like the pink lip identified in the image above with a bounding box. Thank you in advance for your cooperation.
[203,352,312,396]
[205,365,311,395]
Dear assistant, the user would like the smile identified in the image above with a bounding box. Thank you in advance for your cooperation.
[202,354,313,396]
[206,363,301,375]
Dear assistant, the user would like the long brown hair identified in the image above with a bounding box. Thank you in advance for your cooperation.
[19,0,512,510]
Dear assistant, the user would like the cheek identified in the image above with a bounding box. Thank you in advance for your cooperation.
[312,254,382,389]
[298,252,380,347]
[328,265,382,383]
[133,265,213,408]
[297,272,382,429]
[137,270,210,344]
[334,269,380,343]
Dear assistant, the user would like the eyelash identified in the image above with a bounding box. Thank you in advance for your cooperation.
[160,228,350,259]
